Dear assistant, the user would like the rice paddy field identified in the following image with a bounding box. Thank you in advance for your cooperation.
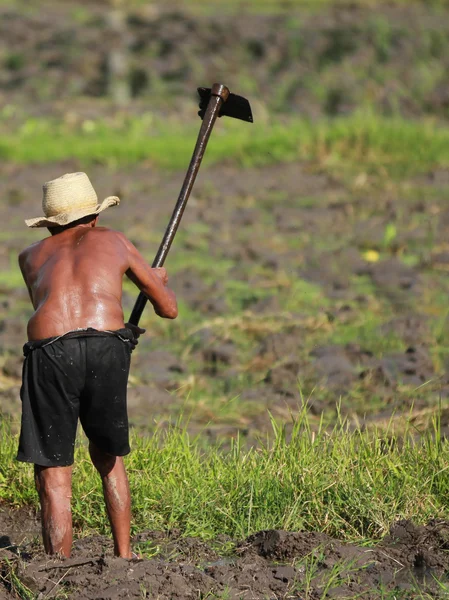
[1,0,449,597]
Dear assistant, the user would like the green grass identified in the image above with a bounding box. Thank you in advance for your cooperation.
[1,409,449,543]
[0,557,35,600]
[1,113,449,177]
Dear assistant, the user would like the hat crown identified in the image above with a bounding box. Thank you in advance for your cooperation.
[25,172,120,228]
[43,172,98,218]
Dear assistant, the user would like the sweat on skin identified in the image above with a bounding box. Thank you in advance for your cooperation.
[17,172,178,559]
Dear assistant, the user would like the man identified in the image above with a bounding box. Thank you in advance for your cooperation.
[17,172,178,559]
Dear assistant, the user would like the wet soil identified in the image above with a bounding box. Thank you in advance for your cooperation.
[1,158,449,443]
[1,507,449,599]
[1,2,449,120]
[1,159,449,438]
[1,4,449,599]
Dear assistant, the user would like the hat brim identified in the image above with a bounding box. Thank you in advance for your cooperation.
[25,196,120,228]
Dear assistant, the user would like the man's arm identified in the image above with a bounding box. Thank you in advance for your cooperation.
[118,233,178,319]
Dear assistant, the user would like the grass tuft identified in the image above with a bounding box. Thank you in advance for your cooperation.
[1,409,449,543]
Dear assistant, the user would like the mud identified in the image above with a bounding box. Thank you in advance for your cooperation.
[1,2,449,120]
[1,3,449,599]
[1,507,449,598]
[1,157,449,438]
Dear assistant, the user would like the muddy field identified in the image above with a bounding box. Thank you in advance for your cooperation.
[1,1,449,119]
[2,160,449,598]
[2,507,449,598]
[2,2,449,598]
[1,1,448,440]
[1,160,449,439]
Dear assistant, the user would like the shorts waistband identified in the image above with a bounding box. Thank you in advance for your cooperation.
[23,328,135,357]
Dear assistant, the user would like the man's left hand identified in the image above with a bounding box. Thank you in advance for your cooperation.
[125,322,146,350]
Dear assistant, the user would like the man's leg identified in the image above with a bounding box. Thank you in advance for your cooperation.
[34,465,73,557]
[88,441,132,558]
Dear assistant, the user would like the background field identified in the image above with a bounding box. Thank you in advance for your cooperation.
[1,0,449,598]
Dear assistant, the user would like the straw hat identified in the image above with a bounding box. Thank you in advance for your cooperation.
[25,172,120,228]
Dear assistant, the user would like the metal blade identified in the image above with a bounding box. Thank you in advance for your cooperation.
[197,87,253,123]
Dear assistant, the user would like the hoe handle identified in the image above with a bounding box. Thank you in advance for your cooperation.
[128,83,230,326]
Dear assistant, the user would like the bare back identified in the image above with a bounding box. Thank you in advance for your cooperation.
[20,225,178,341]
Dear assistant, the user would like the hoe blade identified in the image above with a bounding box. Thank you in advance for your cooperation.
[197,87,253,123]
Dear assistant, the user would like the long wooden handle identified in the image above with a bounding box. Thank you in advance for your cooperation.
[128,83,230,326]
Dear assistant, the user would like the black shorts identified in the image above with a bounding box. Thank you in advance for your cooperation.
[17,328,134,467]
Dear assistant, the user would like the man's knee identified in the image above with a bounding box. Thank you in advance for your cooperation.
[89,442,117,477]
[34,465,72,499]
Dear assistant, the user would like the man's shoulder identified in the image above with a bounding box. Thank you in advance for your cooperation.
[19,239,45,264]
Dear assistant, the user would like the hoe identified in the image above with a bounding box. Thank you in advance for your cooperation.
[128,83,253,327]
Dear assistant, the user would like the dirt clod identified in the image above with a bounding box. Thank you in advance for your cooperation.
[2,515,449,599]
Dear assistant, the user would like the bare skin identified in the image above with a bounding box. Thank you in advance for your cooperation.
[34,444,132,558]
[19,217,177,340]
[20,216,178,558]
[89,443,132,558]
[34,465,73,557]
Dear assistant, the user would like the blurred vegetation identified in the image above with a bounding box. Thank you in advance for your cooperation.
[1,1,449,119]
[1,5,449,566]
[0,1,448,439]
[2,0,449,10]
[1,112,449,177]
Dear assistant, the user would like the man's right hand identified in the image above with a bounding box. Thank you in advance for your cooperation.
[122,234,178,319]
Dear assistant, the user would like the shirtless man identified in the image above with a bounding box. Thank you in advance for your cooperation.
[17,172,177,559]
